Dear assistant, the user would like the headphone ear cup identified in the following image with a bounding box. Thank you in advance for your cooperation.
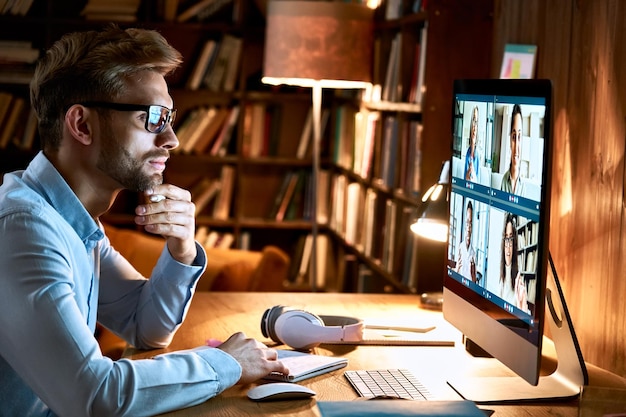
[274,310,325,350]
[260,305,288,343]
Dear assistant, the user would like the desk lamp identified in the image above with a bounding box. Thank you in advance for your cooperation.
[262,0,374,290]
[410,160,450,309]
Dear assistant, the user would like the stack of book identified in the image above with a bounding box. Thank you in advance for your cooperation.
[0,40,39,85]
[0,91,37,151]
[0,0,35,16]
[186,34,242,92]
[80,0,141,21]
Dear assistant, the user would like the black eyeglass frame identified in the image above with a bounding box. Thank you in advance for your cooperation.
[79,101,176,134]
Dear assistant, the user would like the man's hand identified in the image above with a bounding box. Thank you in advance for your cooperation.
[218,332,289,385]
[135,185,197,265]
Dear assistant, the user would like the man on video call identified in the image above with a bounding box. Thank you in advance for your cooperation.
[456,200,477,283]
[0,26,287,416]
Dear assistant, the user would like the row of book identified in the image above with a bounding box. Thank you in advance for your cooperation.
[379,25,427,105]
[331,105,423,196]
[0,39,39,85]
[186,34,242,92]
[0,91,37,151]
[328,172,420,289]
[190,165,235,219]
[166,0,235,23]
[384,0,428,20]
[174,105,239,155]
[80,0,141,22]
[284,233,340,292]
[194,226,234,249]
[0,0,34,16]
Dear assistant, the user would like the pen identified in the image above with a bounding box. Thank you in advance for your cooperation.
[149,194,166,203]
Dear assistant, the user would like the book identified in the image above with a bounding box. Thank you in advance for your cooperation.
[248,102,266,157]
[274,171,300,221]
[176,0,217,22]
[191,177,221,216]
[381,199,397,273]
[209,105,239,156]
[286,234,307,283]
[177,0,232,22]
[19,105,38,150]
[212,165,235,220]
[264,349,347,383]
[411,24,428,105]
[221,35,242,92]
[203,34,241,92]
[180,106,216,153]
[186,39,218,90]
[214,232,234,249]
[382,32,401,102]
[295,107,313,159]
[285,170,306,220]
[0,95,24,149]
[162,0,179,21]
[380,115,399,189]
[294,234,314,286]
[344,182,363,246]
[192,106,230,154]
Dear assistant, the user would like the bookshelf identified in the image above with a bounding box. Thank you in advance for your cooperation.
[322,2,494,294]
[0,0,494,294]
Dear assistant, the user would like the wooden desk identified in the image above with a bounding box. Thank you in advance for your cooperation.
[125,292,626,417]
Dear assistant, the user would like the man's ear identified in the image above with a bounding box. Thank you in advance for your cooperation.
[65,104,94,146]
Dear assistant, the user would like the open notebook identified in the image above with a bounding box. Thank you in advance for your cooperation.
[264,350,348,383]
[320,318,457,347]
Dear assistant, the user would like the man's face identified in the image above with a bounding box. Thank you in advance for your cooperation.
[95,71,178,192]
[510,113,522,169]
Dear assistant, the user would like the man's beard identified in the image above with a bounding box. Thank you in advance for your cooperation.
[97,127,164,192]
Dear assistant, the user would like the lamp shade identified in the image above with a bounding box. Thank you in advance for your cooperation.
[411,161,450,243]
[262,0,373,88]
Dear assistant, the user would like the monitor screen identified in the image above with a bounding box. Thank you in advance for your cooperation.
[443,79,553,389]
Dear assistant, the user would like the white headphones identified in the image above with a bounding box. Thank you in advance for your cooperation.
[260,305,364,350]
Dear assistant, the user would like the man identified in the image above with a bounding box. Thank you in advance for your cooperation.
[0,26,287,416]
[456,200,477,283]
[464,105,480,182]
[500,104,526,196]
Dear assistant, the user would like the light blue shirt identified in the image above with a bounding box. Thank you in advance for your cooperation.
[0,152,241,416]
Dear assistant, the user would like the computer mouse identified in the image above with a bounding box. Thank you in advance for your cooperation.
[247,382,316,401]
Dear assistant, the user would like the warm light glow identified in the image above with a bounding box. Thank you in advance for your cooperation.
[261,76,371,90]
[410,219,448,242]
[262,1,373,85]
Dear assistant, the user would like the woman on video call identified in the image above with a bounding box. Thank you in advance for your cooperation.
[499,212,529,313]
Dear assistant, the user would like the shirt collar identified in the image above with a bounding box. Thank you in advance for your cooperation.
[24,152,104,246]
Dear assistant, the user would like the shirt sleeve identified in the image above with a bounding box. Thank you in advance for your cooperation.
[97,233,208,349]
[0,211,241,417]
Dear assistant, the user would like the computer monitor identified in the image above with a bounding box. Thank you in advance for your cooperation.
[443,79,587,403]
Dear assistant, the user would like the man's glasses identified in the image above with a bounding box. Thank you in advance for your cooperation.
[80,101,176,134]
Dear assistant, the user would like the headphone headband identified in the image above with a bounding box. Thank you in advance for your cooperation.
[260,305,364,350]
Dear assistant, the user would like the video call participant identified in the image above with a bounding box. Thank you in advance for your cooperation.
[464,105,480,182]
[456,200,477,283]
[500,104,526,196]
[499,212,529,312]
[0,26,287,416]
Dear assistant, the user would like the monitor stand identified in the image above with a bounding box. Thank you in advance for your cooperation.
[447,253,589,404]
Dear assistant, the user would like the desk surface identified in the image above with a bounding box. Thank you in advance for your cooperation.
[125,292,626,417]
